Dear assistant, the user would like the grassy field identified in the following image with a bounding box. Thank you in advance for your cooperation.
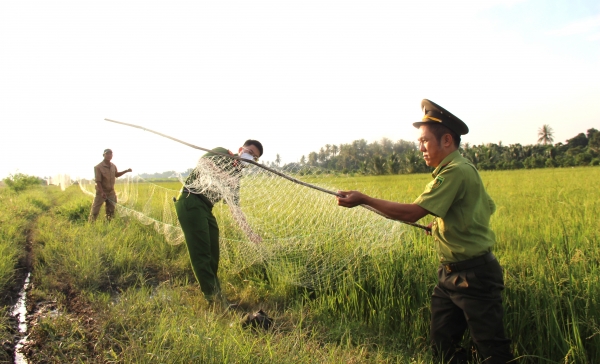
[0,167,599,363]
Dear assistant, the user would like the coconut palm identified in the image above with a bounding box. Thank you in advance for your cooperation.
[331,144,339,158]
[537,124,554,145]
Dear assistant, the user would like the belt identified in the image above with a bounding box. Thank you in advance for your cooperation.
[443,252,496,274]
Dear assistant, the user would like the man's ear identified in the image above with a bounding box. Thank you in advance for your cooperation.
[238,147,244,154]
[443,134,453,148]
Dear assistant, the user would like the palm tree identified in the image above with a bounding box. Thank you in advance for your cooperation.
[537,125,554,145]
[308,152,318,166]
[331,145,339,158]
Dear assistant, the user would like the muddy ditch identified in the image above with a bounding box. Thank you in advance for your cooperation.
[1,232,33,363]
[2,218,103,362]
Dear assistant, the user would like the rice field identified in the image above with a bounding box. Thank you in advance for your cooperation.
[0,166,598,363]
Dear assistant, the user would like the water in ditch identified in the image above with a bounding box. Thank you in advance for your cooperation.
[12,272,30,364]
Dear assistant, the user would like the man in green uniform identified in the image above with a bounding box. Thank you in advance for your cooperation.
[337,100,513,363]
[174,140,263,304]
[89,149,132,222]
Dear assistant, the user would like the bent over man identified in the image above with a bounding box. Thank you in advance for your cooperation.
[174,140,263,305]
[89,149,132,221]
[337,100,513,363]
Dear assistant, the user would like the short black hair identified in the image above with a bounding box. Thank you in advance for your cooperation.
[243,140,263,156]
[425,124,461,148]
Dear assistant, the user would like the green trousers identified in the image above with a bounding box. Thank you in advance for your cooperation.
[174,192,221,300]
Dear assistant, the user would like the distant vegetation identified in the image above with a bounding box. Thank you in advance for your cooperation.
[2,173,44,192]
[138,169,192,180]
[136,128,599,179]
[272,127,600,175]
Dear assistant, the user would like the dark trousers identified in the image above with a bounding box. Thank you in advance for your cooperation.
[431,257,514,363]
[174,192,221,301]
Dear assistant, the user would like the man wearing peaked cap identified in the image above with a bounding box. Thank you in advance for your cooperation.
[337,100,513,363]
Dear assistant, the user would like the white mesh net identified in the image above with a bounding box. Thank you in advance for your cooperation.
[47,174,72,191]
[75,156,413,289]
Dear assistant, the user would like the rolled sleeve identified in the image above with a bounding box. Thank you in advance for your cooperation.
[413,167,464,219]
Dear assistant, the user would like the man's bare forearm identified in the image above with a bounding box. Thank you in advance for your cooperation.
[337,190,429,223]
[115,168,132,178]
[362,197,429,223]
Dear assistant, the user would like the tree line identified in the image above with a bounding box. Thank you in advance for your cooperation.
[7,126,595,185]
[271,127,600,175]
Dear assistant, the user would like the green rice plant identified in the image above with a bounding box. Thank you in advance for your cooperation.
[481,168,600,361]
[10,166,600,362]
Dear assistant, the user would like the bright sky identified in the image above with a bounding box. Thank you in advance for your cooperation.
[1,0,599,179]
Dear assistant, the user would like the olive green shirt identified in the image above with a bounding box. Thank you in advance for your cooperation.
[413,150,497,263]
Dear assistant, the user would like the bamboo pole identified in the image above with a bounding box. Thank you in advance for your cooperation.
[104,118,431,232]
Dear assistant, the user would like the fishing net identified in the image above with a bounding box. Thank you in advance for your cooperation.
[47,174,72,191]
[75,157,413,289]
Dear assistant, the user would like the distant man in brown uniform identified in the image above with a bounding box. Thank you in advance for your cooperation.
[89,149,132,221]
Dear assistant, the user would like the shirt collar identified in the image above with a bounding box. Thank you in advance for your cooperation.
[432,150,461,177]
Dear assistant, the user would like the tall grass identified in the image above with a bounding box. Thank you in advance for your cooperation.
[488,168,600,362]
[7,167,600,363]
[0,188,51,287]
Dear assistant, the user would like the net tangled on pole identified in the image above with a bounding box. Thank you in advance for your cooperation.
[77,158,414,289]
